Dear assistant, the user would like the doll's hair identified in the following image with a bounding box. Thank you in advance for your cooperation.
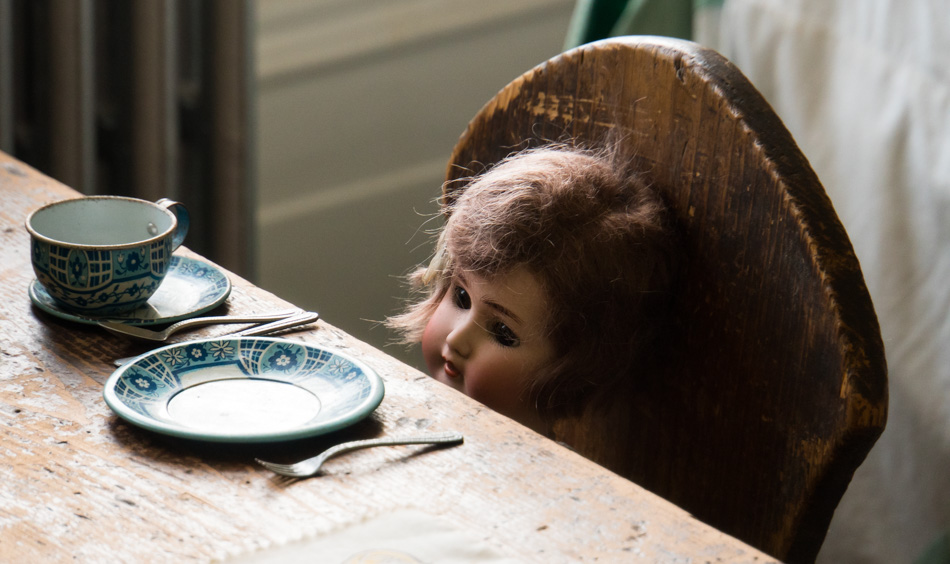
[388,143,680,418]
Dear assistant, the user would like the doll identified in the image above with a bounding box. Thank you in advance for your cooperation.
[388,143,680,437]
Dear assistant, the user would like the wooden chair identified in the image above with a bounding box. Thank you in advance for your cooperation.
[443,36,887,563]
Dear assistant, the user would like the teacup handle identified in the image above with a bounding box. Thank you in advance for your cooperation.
[156,198,190,250]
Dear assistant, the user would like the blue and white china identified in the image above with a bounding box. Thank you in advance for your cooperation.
[26,196,190,314]
[29,255,230,326]
[103,337,385,443]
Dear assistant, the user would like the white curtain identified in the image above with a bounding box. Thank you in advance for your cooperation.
[709,1,950,561]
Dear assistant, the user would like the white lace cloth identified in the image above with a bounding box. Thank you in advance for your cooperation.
[225,509,523,564]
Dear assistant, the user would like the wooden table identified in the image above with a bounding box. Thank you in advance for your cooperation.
[0,152,777,563]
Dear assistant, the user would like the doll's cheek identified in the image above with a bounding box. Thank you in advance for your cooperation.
[420,318,444,375]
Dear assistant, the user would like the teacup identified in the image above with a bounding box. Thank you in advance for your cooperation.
[26,196,190,315]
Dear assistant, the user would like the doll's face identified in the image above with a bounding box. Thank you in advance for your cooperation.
[421,266,556,434]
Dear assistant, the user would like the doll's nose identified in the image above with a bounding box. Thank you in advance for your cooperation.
[445,316,474,358]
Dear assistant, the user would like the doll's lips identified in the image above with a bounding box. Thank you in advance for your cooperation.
[443,360,462,379]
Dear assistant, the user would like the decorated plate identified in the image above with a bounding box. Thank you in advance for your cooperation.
[103,337,384,442]
[30,255,231,326]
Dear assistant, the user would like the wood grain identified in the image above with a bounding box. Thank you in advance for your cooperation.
[0,152,774,562]
[445,37,887,563]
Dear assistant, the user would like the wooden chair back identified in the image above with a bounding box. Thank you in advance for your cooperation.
[443,36,887,563]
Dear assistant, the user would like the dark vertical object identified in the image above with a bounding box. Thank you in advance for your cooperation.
[131,0,178,202]
[94,0,133,199]
[0,0,254,279]
[207,0,254,276]
[0,0,14,153]
[48,0,95,193]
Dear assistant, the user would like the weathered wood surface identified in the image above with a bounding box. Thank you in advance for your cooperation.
[0,152,775,562]
[446,36,887,563]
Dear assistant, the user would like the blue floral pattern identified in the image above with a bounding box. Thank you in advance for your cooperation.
[208,341,235,360]
[326,357,352,375]
[265,344,301,373]
[115,248,147,275]
[67,251,89,286]
[160,347,187,366]
[32,240,49,271]
[115,363,175,404]
[184,343,207,363]
[129,372,163,394]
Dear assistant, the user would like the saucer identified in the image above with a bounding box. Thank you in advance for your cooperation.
[30,255,231,326]
[103,337,385,442]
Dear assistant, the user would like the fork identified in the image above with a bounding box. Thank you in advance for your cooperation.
[99,310,298,341]
[255,431,464,478]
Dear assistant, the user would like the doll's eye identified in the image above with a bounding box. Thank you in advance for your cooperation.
[452,285,471,310]
[490,322,521,348]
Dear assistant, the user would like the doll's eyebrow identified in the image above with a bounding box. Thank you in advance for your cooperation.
[482,298,523,326]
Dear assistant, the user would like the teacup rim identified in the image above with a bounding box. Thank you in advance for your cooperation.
[25,195,178,249]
